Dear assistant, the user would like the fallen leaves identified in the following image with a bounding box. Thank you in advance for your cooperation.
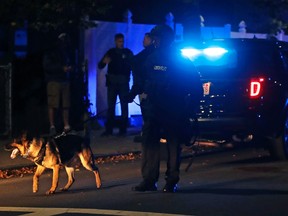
[95,152,141,164]
[0,166,36,179]
[0,152,142,179]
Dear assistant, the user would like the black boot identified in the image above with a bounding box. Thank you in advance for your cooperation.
[163,183,178,193]
[132,181,157,192]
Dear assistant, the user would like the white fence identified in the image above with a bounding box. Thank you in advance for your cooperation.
[201,21,288,42]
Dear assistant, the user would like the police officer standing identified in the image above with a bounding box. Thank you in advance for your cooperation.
[129,32,154,101]
[127,32,155,141]
[98,33,133,136]
[132,25,202,193]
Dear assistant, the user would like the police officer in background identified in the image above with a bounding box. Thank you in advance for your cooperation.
[98,33,133,136]
[132,25,202,193]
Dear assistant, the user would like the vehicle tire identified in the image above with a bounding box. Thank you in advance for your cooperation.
[267,115,288,160]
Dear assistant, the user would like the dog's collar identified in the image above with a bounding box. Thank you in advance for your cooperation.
[33,142,46,164]
[22,142,31,159]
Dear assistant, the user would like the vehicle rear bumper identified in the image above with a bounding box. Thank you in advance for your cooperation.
[197,117,257,136]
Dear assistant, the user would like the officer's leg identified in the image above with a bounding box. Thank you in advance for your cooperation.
[61,82,71,131]
[132,118,160,191]
[163,129,181,192]
[118,83,129,134]
[140,98,148,127]
[142,119,161,182]
[47,82,60,136]
[105,85,117,135]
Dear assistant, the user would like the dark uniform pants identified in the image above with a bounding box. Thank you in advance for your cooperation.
[106,82,129,133]
[141,114,181,185]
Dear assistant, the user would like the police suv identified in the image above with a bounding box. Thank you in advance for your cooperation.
[181,38,288,160]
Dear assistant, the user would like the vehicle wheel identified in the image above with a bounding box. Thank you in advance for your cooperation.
[267,116,288,160]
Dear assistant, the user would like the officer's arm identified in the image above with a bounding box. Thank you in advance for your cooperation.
[98,50,111,69]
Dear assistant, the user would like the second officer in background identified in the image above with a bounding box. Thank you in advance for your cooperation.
[98,33,133,136]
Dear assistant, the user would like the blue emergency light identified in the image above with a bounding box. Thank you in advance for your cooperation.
[180,46,235,68]
[180,48,201,60]
[181,47,228,59]
[202,47,228,58]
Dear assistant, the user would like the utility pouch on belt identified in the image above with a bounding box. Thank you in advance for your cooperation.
[106,74,129,86]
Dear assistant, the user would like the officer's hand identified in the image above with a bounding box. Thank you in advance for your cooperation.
[140,93,147,100]
[64,66,72,72]
[103,56,111,64]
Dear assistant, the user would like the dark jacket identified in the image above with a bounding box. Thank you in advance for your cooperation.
[98,48,133,77]
[130,45,155,98]
[143,46,202,120]
[43,45,72,82]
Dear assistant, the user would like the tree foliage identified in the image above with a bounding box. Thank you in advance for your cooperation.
[254,0,288,33]
[0,0,287,34]
[0,0,111,32]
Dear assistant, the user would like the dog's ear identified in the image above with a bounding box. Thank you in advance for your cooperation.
[6,141,22,151]
[4,137,22,150]
[31,138,42,147]
[8,139,28,156]
[21,131,34,143]
[21,131,28,142]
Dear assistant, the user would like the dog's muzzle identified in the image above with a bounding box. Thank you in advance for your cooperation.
[10,148,19,159]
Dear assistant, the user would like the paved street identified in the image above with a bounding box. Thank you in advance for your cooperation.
[0,144,288,216]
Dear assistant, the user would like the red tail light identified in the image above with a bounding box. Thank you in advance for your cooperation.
[249,78,264,98]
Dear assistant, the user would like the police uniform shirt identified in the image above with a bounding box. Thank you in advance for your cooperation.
[98,48,133,77]
[143,47,202,115]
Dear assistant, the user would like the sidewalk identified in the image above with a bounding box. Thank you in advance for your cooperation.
[0,126,142,170]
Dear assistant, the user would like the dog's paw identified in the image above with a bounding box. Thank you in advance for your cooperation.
[95,171,102,189]
[59,187,68,192]
[46,190,56,195]
[33,187,38,193]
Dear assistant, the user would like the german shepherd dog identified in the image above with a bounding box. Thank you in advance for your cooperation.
[6,132,101,195]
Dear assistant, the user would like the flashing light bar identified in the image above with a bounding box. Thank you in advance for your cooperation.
[181,47,228,60]
[202,47,228,57]
[181,48,201,60]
